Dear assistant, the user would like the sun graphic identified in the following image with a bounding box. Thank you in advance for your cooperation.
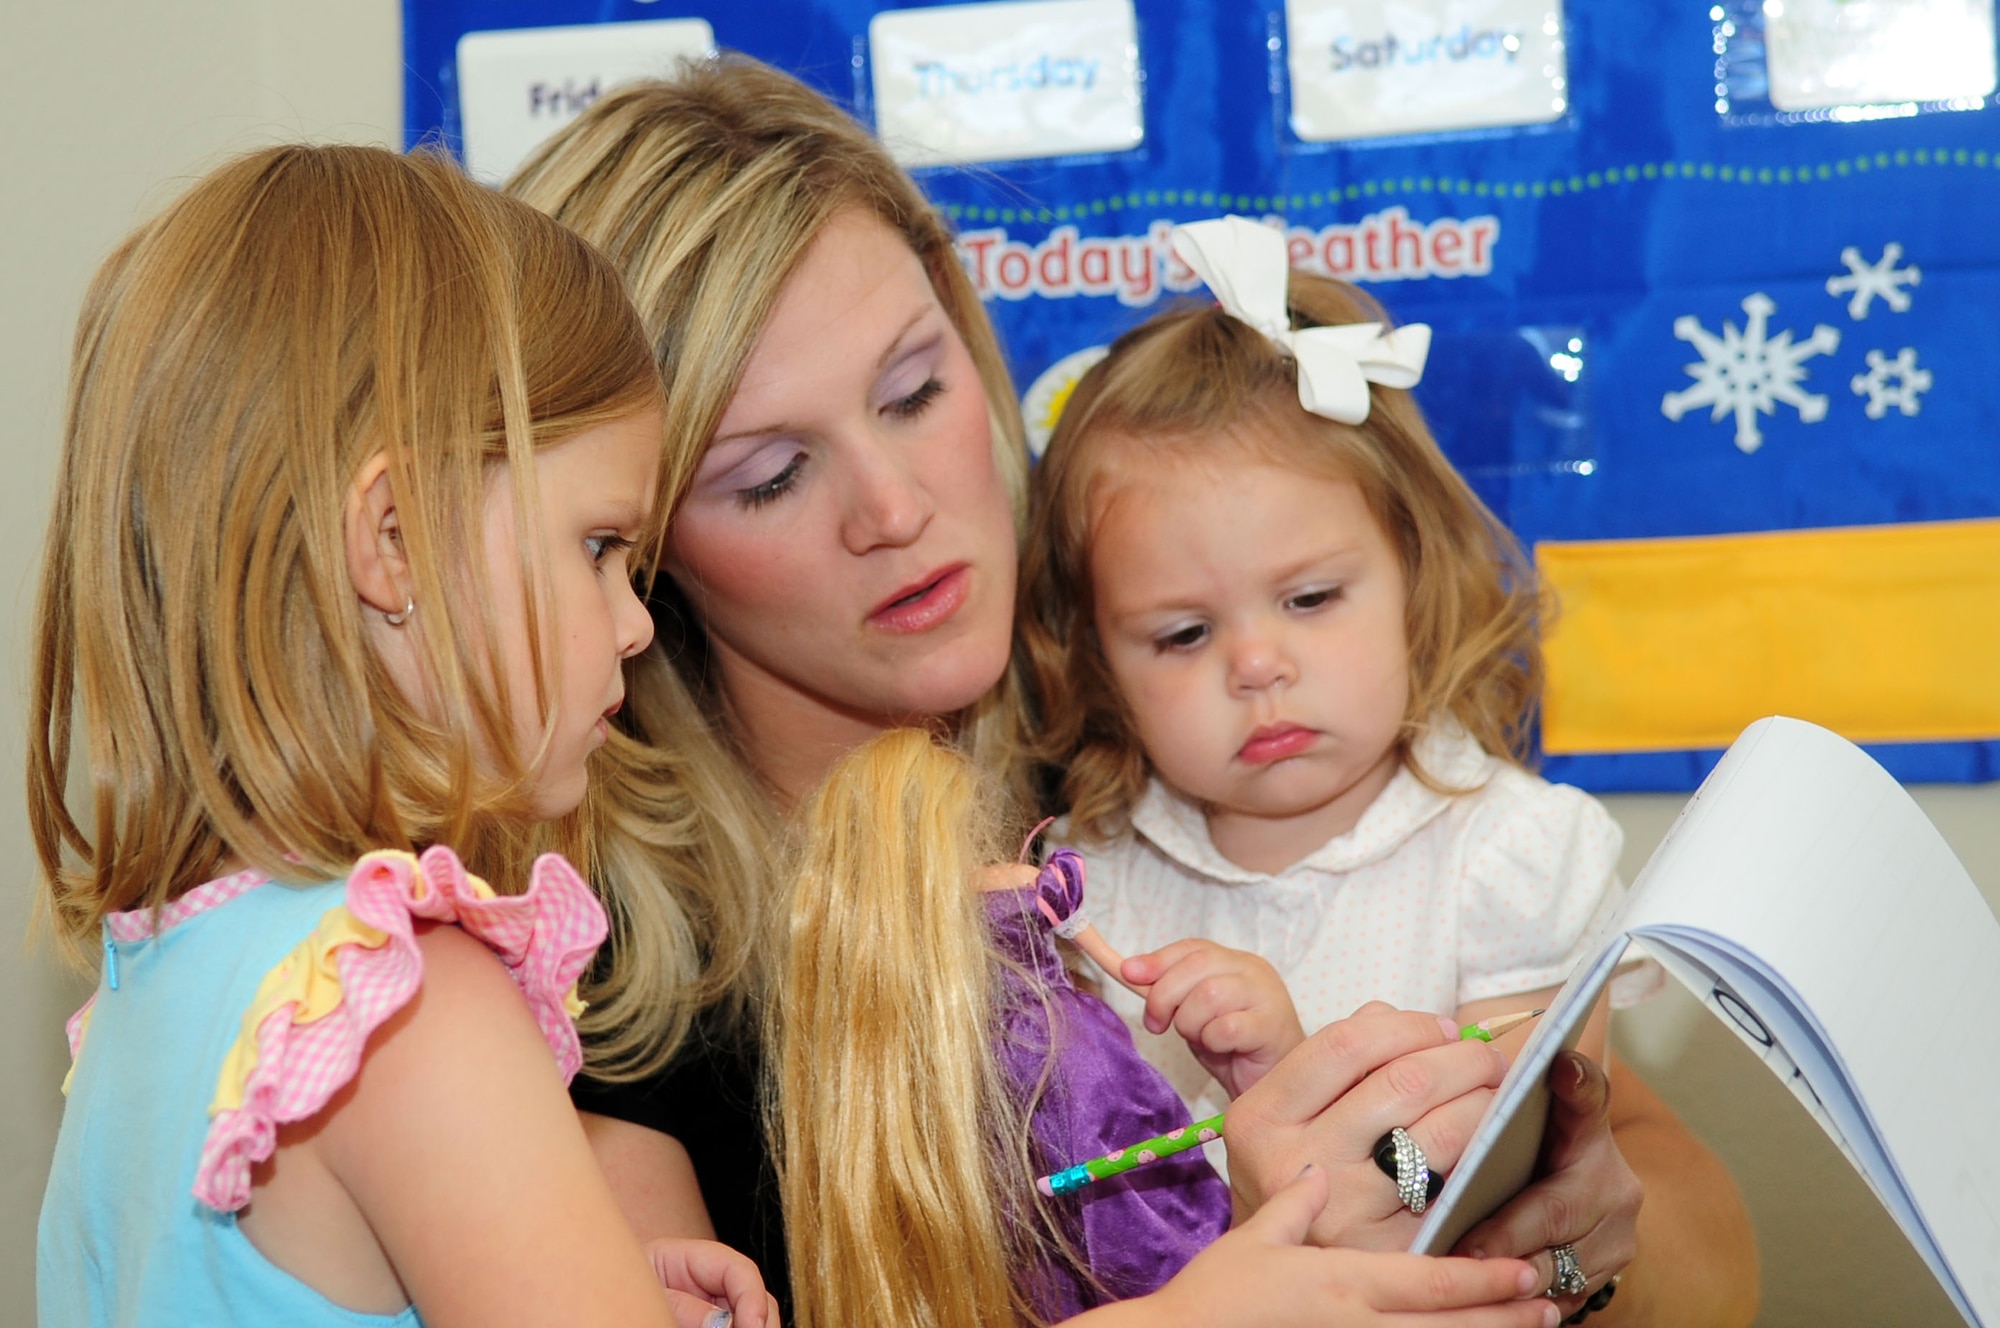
[1021,344,1111,458]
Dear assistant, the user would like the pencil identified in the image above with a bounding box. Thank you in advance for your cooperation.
[1458,1008,1545,1042]
[1036,1114,1225,1196]
[1033,1009,1546,1196]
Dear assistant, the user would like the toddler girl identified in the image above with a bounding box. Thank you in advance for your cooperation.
[32,145,771,1328]
[1022,216,1626,1131]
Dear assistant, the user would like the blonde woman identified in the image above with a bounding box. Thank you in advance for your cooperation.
[508,55,1755,1327]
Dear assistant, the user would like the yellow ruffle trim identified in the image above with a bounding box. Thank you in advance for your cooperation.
[210,903,391,1116]
[64,851,588,1115]
[202,854,588,1115]
[60,1004,93,1096]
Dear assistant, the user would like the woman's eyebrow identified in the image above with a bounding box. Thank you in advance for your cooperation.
[875,309,937,372]
[707,311,941,449]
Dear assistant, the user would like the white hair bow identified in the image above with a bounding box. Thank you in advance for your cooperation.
[1170,216,1432,425]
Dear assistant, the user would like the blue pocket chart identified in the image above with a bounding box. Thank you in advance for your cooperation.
[406,0,2000,792]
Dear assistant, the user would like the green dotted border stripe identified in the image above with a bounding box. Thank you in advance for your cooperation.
[939,148,1997,225]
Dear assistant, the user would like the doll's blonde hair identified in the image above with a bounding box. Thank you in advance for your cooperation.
[1021,274,1544,843]
[772,728,1070,1328]
[28,144,660,959]
[507,55,1034,1080]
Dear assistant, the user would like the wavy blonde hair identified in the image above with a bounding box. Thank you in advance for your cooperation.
[28,145,661,960]
[772,729,1067,1328]
[1021,275,1544,843]
[507,55,1033,1080]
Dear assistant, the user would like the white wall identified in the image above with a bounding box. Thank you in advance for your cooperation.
[0,4,400,1320]
[2,7,1996,1326]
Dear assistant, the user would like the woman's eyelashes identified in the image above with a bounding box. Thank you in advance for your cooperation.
[736,450,807,509]
[885,375,943,420]
[717,366,941,511]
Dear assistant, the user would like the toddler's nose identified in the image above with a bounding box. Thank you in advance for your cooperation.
[1227,635,1297,694]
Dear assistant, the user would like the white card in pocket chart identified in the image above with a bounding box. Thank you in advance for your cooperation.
[869,0,1145,168]
[1763,0,1997,112]
[1285,0,1569,142]
[457,19,716,183]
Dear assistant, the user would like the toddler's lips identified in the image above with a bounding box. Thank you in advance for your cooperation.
[1238,724,1317,765]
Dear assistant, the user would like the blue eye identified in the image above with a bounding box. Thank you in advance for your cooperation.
[738,453,806,509]
[586,534,636,567]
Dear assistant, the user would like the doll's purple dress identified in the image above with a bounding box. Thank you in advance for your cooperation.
[986,848,1232,1315]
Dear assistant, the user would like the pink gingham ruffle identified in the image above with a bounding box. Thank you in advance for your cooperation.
[191,846,606,1212]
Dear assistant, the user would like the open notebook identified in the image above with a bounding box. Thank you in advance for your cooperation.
[1408,717,2000,1327]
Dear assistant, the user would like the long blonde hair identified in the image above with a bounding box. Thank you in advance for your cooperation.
[28,144,660,961]
[507,55,1034,1079]
[772,729,1059,1328]
[1021,275,1544,843]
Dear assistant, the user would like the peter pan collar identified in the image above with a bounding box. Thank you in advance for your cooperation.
[1129,725,1495,884]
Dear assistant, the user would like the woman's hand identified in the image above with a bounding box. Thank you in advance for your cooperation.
[1221,1004,1511,1249]
[1120,939,1306,1099]
[1076,1164,1559,1328]
[1454,1050,1641,1318]
[644,1238,781,1328]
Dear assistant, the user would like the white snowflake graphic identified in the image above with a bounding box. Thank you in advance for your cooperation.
[1826,243,1921,319]
[1851,347,1933,419]
[1660,293,1841,454]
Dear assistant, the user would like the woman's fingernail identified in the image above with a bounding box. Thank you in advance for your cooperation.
[1516,1264,1538,1293]
[1435,1015,1461,1038]
[1567,1054,1587,1090]
[1541,1301,1561,1327]
[703,1311,733,1328]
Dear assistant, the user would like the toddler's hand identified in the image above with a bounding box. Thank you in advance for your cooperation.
[643,1237,780,1328]
[1122,939,1305,1099]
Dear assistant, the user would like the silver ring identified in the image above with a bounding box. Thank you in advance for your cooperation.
[1389,1126,1431,1216]
[1547,1242,1588,1298]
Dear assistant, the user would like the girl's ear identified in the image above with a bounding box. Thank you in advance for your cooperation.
[345,452,411,618]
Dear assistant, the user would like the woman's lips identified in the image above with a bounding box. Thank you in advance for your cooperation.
[1238,724,1317,765]
[867,564,970,634]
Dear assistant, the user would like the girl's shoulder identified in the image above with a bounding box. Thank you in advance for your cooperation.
[1442,762,1624,903]
[191,847,607,1213]
[1449,760,1619,840]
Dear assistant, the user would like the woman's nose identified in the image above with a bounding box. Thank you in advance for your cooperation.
[839,438,934,554]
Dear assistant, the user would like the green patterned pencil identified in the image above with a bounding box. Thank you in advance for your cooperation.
[1032,1010,1542,1197]
[1036,1114,1226,1196]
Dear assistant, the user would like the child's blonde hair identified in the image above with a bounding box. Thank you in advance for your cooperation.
[1022,273,1544,843]
[28,144,660,961]
[771,728,1067,1328]
[507,55,1034,1081]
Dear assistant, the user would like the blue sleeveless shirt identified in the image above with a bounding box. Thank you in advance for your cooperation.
[38,877,421,1327]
